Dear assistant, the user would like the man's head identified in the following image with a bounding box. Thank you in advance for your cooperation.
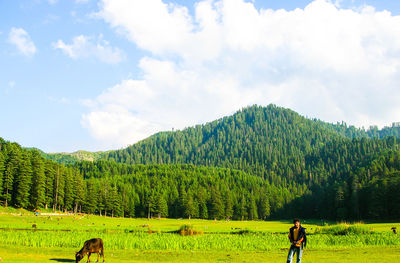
[293,218,300,228]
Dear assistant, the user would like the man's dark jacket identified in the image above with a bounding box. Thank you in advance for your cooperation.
[289,226,307,248]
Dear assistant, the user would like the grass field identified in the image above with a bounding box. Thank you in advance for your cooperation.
[0,207,399,262]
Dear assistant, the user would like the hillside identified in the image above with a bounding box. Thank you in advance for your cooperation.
[0,138,305,220]
[41,150,103,164]
[102,105,399,185]
[2,104,400,220]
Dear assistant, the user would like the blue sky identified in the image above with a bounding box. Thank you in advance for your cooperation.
[1,0,400,153]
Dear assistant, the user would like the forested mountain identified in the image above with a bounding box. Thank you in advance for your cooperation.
[1,104,400,220]
[102,105,399,186]
[0,138,307,219]
[317,120,400,139]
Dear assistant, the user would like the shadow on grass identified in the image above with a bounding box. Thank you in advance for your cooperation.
[49,259,74,262]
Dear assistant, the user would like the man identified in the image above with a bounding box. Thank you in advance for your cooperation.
[287,218,306,263]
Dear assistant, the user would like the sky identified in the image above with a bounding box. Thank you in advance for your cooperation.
[1,0,400,153]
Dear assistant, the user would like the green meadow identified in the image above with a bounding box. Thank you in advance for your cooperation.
[0,208,399,262]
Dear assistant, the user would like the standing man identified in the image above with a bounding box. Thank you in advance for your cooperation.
[287,218,306,263]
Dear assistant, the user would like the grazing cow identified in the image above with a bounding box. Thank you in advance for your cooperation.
[75,238,105,263]
[391,227,397,234]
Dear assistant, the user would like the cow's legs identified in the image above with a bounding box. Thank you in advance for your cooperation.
[87,252,91,262]
[96,252,100,262]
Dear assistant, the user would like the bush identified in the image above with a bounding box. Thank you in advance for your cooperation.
[315,224,373,235]
[178,224,203,236]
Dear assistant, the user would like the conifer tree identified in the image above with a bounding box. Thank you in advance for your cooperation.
[14,152,32,208]
[0,152,5,196]
[155,193,168,218]
[259,194,271,220]
[210,187,224,220]
[85,180,98,214]
[184,191,197,219]
[30,151,45,209]
[225,190,234,220]
[74,172,85,214]
[63,169,75,212]
[238,195,247,221]
[110,185,122,217]
[3,147,20,207]
[44,161,55,210]
[248,194,258,220]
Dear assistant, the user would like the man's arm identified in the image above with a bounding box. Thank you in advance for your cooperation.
[296,237,304,245]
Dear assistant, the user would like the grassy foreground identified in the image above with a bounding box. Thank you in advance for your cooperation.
[1,246,400,263]
[0,207,399,262]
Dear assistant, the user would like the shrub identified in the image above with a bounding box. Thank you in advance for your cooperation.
[178,224,203,236]
[316,224,373,235]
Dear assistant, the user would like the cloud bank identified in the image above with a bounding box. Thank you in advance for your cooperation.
[82,0,400,149]
[8,27,37,56]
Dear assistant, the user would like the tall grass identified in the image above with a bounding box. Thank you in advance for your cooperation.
[314,223,373,235]
[1,212,399,252]
[0,229,399,251]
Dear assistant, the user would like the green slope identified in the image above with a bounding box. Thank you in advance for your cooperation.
[2,104,400,220]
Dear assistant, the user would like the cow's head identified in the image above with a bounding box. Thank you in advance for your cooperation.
[75,252,84,262]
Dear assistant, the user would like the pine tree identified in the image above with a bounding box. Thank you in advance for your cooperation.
[110,186,122,217]
[248,194,258,220]
[210,187,224,220]
[197,187,208,219]
[14,152,32,208]
[260,194,271,220]
[225,191,234,220]
[53,166,65,211]
[125,191,136,218]
[184,191,198,219]
[3,147,20,207]
[238,195,248,220]
[63,169,75,212]
[0,152,5,197]
[44,161,55,210]
[74,172,85,214]
[179,184,187,218]
[85,180,98,214]
[97,185,106,216]
[146,191,156,219]
[30,151,46,209]
[155,193,168,218]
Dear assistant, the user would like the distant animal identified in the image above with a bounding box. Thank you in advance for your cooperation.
[391,227,397,234]
[32,224,37,229]
[75,238,105,262]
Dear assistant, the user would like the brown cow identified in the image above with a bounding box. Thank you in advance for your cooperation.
[75,238,105,262]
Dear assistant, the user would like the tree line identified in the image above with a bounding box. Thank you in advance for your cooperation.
[0,138,307,219]
[1,105,400,220]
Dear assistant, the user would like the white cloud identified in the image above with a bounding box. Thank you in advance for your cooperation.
[53,35,125,64]
[83,0,400,149]
[75,0,89,3]
[8,27,37,56]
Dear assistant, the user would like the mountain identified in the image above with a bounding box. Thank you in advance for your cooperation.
[0,137,301,220]
[317,119,400,139]
[2,104,400,220]
[102,105,399,184]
